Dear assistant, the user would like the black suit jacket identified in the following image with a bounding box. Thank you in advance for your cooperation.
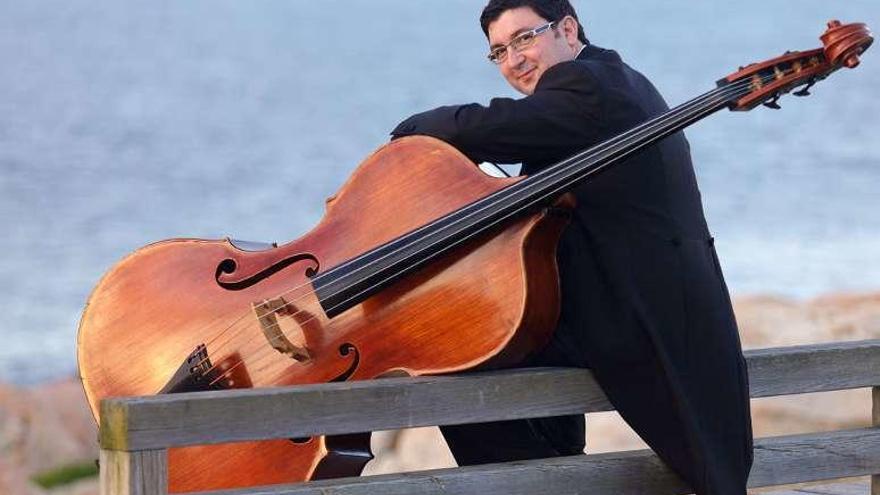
[391,45,753,495]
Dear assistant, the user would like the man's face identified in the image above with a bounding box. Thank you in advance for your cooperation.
[487,7,581,95]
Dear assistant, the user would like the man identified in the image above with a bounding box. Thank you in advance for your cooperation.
[390,1,754,494]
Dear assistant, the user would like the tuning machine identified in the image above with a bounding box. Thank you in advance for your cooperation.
[763,93,782,109]
[793,78,817,97]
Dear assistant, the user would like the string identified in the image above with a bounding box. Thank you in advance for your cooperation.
[199,68,795,385]
[312,69,777,307]
[200,68,797,385]
[317,78,755,314]
[198,63,819,386]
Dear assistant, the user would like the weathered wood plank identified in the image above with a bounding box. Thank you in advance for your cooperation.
[99,448,167,495]
[750,428,880,487]
[202,449,687,495]
[100,367,609,451]
[100,340,880,451]
[872,387,879,495]
[762,480,869,494]
[747,340,880,398]
[189,428,880,495]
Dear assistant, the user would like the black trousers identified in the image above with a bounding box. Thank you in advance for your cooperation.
[439,333,587,465]
[440,414,585,465]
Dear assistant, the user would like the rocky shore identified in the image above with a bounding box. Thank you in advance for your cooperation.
[2,292,878,494]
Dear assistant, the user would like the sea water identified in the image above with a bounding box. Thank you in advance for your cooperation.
[1,0,878,384]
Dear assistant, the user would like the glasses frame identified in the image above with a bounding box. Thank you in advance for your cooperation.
[487,21,557,64]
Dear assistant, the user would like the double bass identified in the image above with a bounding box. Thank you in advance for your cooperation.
[77,21,872,492]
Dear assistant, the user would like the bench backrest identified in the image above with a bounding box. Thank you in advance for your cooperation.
[98,339,880,495]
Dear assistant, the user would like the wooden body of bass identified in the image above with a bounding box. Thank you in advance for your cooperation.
[77,136,570,492]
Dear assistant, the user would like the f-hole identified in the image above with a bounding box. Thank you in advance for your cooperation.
[330,343,360,382]
[215,253,319,291]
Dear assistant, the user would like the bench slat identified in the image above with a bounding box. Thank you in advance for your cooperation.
[748,340,880,398]
[99,449,167,495]
[100,339,880,451]
[190,428,880,495]
[101,367,608,451]
[745,480,868,495]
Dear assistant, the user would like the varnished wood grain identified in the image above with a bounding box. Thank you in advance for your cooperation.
[80,136,570,491]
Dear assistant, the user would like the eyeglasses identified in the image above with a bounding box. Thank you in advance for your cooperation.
[487,21,556,64]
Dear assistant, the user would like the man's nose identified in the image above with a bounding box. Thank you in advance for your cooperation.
[504,48,525,69]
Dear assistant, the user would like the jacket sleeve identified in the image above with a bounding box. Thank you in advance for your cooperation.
[390,60,605,168]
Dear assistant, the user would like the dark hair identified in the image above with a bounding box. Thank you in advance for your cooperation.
[480,0,588,45]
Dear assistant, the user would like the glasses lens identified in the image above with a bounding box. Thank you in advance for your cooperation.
[488,47,506,64]
[510,31,536,51]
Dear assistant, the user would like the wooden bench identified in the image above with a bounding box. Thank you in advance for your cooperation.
[97,339,880,495]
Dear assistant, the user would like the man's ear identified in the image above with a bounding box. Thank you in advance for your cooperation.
[561,15,581,47]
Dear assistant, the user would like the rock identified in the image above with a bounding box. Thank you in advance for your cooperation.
[0,378,98,495]
[734,293,880,348]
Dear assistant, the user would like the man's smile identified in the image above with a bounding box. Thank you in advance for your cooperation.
[517,67,537,80]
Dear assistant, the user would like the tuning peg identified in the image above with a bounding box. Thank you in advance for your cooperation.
[793,78,816,96]
[763,94,782,109]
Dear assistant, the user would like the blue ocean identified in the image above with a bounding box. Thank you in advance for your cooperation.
[1,0,878,384]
